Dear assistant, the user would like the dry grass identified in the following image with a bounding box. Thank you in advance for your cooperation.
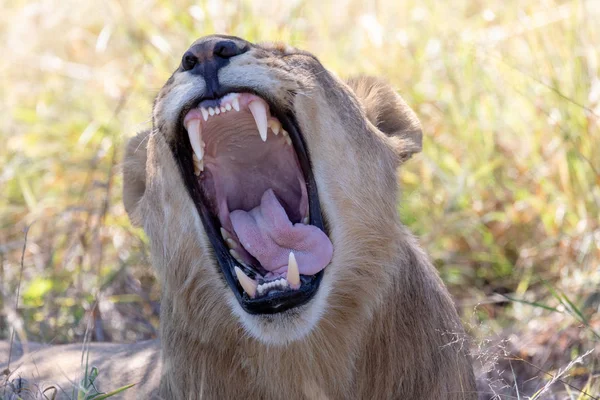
[1,0,599,398]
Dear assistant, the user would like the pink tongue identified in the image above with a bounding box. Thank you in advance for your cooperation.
[230,189,333,276]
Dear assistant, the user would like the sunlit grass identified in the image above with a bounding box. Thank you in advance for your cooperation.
[0,0,598,397]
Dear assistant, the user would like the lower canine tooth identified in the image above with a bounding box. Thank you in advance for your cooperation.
[287,251,300,288]
[235,267,257,298]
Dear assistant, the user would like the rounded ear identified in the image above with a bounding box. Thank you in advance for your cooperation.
[347,76,422,162]
[123,130,149,227]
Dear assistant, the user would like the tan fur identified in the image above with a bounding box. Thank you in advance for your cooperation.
[1,36,476,399]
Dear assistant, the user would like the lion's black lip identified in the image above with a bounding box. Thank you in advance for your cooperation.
[172,87,327,315]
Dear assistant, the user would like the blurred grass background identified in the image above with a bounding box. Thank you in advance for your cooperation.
[0,0,598,397]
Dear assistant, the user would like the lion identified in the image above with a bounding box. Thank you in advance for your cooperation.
[1,35,476,399]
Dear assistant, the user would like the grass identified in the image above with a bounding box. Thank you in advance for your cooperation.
[1,356,134,400]
[0,0,598,398]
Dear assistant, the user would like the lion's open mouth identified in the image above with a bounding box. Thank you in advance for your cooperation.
[175,92,333,314]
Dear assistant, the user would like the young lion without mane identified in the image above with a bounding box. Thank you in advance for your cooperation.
[1,35,476,399]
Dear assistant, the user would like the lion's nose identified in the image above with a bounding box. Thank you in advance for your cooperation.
[180,36,249,97]
[181,39,248,72]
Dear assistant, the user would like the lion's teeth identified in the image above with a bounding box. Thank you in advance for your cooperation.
[209,107,215,116]
[193,153,204,175]
[302,216,309,224]
[200,107,209,121]
[186,119,204,162]
[286,251,300,288]
[235,267,257,298]
[230,249,242,263]
[225,103,232,111]
[280,129,292,145]
[215,107,221,115]
[232,97,240,111]
[256,278,288,295]
[226,238,237,249]
[268,119,281,135]
[220,227,230,240]
[248,101,268,142]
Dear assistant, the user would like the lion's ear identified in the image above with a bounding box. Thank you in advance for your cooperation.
[347,76,422,162]
[123,131,149,227]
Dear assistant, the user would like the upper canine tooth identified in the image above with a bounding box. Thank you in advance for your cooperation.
[209,107,215,116]
[186,119,203,161]
[200,108,209,121]
[234,267,257,298]
[232,97,240,111]
[248,101,268,142]
[287,251,300,288]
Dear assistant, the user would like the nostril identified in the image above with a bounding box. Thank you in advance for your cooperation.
[181,51,198,71]
[214,40,247,59]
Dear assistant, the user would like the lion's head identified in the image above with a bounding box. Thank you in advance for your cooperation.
[123,35,422,345]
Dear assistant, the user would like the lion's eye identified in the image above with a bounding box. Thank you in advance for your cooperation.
[181,51,198,71]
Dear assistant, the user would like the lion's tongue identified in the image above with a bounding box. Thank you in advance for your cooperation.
[230,189,333,276]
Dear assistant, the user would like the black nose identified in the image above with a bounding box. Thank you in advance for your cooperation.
[214,40,245,59]
[179,36,251,98]
[181,39,248,72]
[181,51,198,71]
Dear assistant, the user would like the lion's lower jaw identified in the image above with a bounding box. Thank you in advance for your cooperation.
[228,275,331,345]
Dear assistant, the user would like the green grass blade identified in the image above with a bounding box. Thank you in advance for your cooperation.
[88,383,136,399]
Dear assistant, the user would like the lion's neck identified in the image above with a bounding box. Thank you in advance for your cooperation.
[157,295,367,398]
